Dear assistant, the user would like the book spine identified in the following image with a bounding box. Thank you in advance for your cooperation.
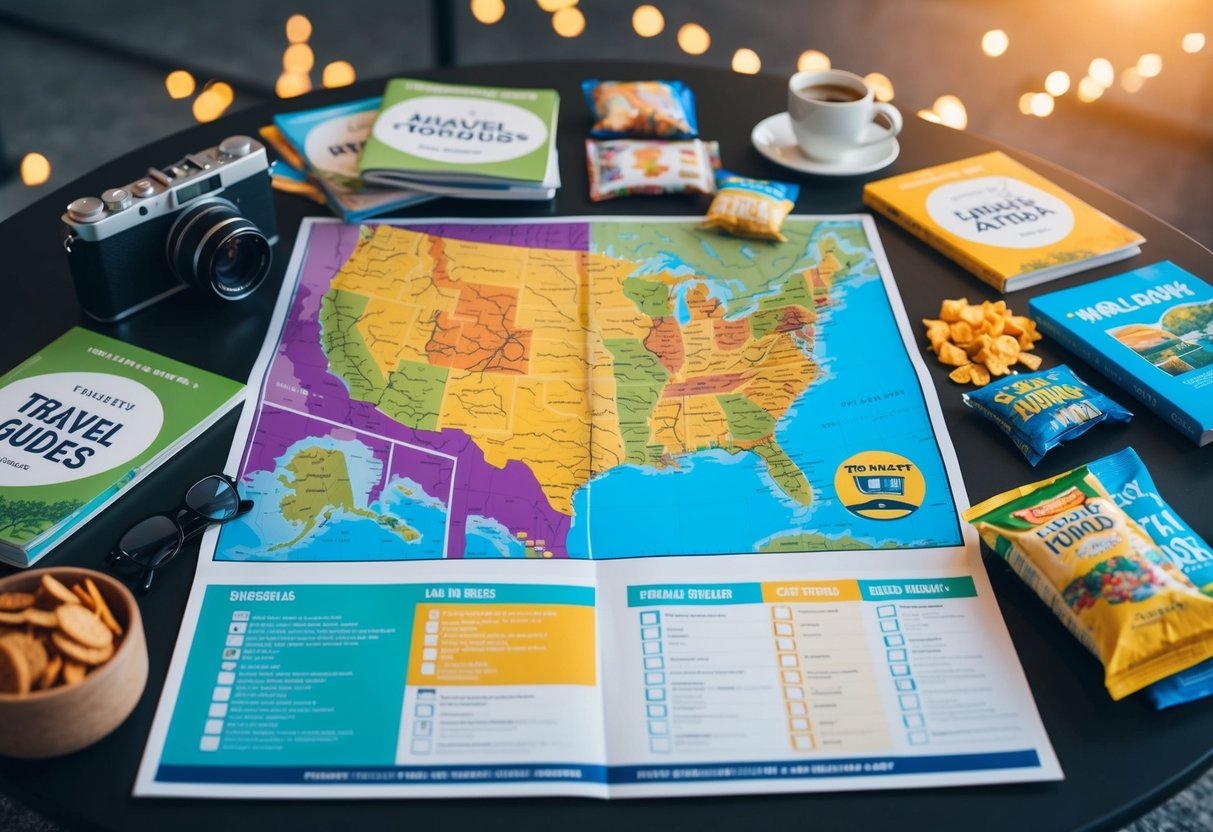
[1032,312,1205,445]
[863,191,1009,292]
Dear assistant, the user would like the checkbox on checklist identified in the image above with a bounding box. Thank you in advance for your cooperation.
[776,637,795,651]
[212,686,231,702]
[222,648,241,660]
[789,717,810,732]
[887,648,907,662]
[417,689,435,700]
[772,607,792,621]
[645,687,666,702]
[221,661,237,672]
[903,713,925,729]
[774,622,794,636]
[203,719,224,735]
[422,648,438,661]
[423,634,438,647]
[779,653,798,668]
[876,604,897,619]
[642,641,662,655]
[640,611,659,626]
[413,720,432,737]
[199,736,220,752]
[908,731,928,745]
[411,739,432,754]
[228,622,247,635]
[645,672,665,686]
[428,609,440,619]
[898,694,920,711]
[643,656,664,670]
[641,627,661,640]
[879,619,900,633]
[415,703,435,717]
[208,703,228,718]
[646,704,667,718]
[792,734,813,750]
[890,663,911,677]
[883,634,905,647]
[784,686,804,700]
[647,720,669,735]
[649,736,672,753]
[425,621,439,634]
[216,671,235,686]
[225,634,244,647]
[420,662,436,675]
[787,701,808,716]
[782,670,800,684]
[895,678,916,691]
[231,611,250,622]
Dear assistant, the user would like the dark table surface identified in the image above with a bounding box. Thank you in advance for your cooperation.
[0,61,1210,832]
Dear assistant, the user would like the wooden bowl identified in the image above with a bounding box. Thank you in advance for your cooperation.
[0,567,148,758]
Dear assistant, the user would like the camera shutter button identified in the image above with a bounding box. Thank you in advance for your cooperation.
[218,135,254,158]
[102,188,132,211]
[67,196,105,222]
[130,179,155,197]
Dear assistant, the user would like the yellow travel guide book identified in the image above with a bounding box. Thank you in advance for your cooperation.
[863,151,1144,292]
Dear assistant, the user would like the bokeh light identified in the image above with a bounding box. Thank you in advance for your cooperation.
[1044,70,1070,96]
[207,81,234,107]
[537,0,577,10]
[933,95,967,129]
[1182,32,1206,54]
[1121,67,1144,93]
[677,23,710,55]
[797,50,830,72]
[732,48,761,74]
[164,70,195,99]
[470,0,505,24]
[1029,92,1054,117]
[1077,76,1104,102]
[1136,53,1162,78]
[981,29,1009,57]
[864,72,894,102]
[1088,58,1114,88]
[916,109,943,124]
[283,43,314,72]
[1017,93,1036,115]
[551,6,584,37]
[192,88,229,123]
[323,61,356,88]
[276,71,312,98]
[20,153,50,186]
[632,5,663,37]
[285,14,312,43]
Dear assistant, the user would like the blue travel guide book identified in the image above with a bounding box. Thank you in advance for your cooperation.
[1029,260,1213,446]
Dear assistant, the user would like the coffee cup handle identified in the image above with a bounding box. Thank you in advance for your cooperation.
[859,103,903,145]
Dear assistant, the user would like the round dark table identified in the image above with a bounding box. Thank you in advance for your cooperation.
[0,61,1210,832]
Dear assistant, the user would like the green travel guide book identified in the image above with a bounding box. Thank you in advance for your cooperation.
[0,328,245,567]
[358,77,561,199]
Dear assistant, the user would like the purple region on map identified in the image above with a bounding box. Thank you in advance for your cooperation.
[243,221,589,558]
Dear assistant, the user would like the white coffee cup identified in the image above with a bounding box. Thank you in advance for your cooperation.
[787,69,903,163]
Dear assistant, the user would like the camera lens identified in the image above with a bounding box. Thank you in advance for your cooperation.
[166,198,271,300]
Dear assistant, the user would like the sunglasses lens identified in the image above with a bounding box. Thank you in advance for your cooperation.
[119,515,182,567]
[185,475,241,521]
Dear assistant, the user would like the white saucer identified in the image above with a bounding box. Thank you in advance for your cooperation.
[751,112,900,176]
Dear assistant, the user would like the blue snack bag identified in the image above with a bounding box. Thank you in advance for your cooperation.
[963,365,1133,465]
[1088,447,1213,708]
[582,79,699,139]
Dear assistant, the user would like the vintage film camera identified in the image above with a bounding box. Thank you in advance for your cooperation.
[62,135,278,322]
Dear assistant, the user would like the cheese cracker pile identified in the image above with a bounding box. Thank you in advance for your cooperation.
[922,298,1043,385]
[0,574,124,695]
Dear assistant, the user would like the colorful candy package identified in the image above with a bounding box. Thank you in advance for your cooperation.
[585,138,719,202]
[963,365,1132,465]
[582,79,699,139]
[702,171,799,241]
[963,461,1213,700]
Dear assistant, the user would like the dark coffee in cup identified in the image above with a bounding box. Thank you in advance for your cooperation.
[796,83,865,103]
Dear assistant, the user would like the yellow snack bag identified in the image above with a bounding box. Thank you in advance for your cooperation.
[964,465,1213,699]
[702,172,798,241]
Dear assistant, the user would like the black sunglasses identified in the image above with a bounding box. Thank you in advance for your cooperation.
[106,474,253,593]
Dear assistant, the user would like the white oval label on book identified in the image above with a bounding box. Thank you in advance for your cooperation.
[0,372,163,487]
[372,95,548,165]
[303,110,376,178]
[926,176,1075,249]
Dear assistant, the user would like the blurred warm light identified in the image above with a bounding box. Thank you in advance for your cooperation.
[797,50,831,72]
[1017,93,1035,115]
[20,153,50,186]
[207,81,234,107]
[285,14,312,43]
[1121,67,1144,93]
[192,89,228,123]
[164,70,195,99]
[323,61,356,88]
[1029,92,1054,117]
[981,29,1009,57]
[632,5,664,37]
[1183,32,1206,54]
[1136,53,1162,78]
[732,48,761,74]
[276,71,312,98]
[864,72,894,102]
[677,23,710,55]
[1088,58,1114,88]
[933,95,967,129]
[537,0,577,10]
[1044,70,1070,96]
[1077,76,1104,102]
[916,109,943,124]
[284,43,314,72]
[470,0,505,24]
[552,6,584,36]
